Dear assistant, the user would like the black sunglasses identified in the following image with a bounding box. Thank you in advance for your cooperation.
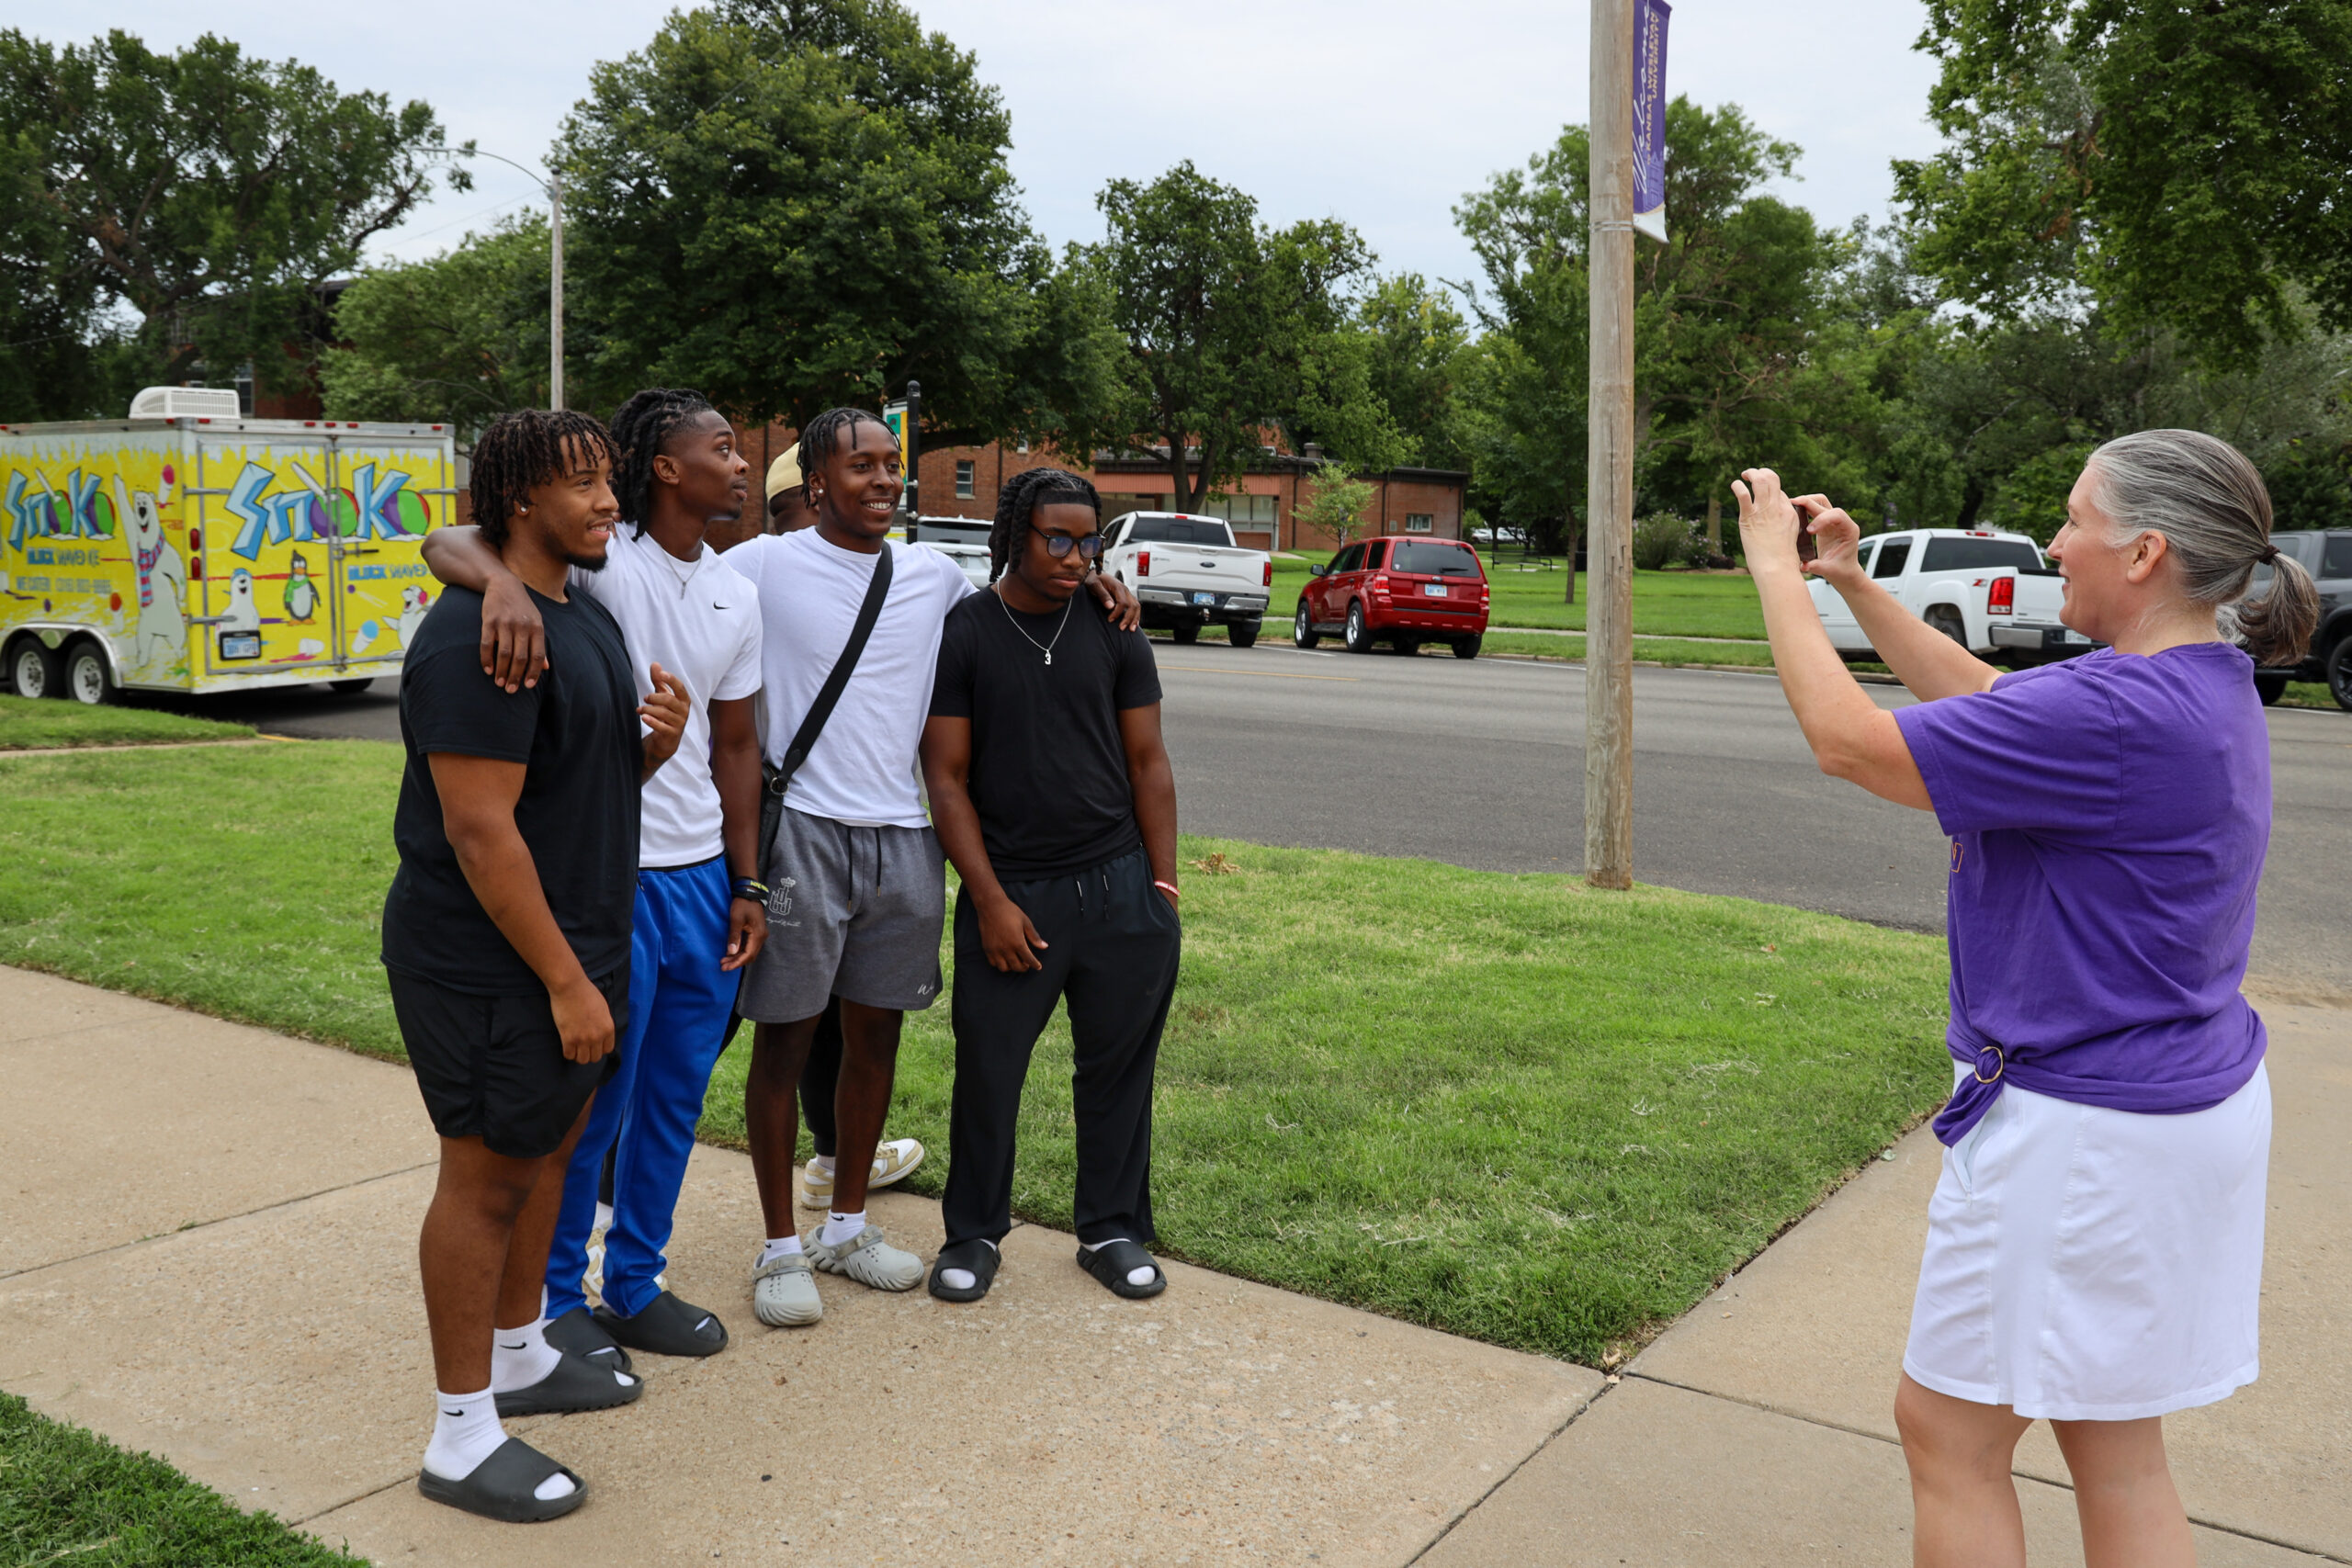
[1031,525,1103,560]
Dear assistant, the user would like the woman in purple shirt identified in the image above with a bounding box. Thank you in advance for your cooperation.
[1732,431,2318,1567]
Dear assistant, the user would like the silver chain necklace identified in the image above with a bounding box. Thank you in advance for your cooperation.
[997,586,1073,665]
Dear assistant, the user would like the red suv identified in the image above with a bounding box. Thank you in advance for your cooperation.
[1293,536,1490,657]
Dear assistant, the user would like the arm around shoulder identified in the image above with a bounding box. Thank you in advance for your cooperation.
[420,525,546,693]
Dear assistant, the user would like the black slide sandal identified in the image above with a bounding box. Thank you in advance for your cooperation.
[417,1438,587,1523]
[544,1304,633,1374]
[1076,1238,1167,1300]
[928,1238,1001,1302]
[594,1290,729,1358]
[494,1350,644,1417]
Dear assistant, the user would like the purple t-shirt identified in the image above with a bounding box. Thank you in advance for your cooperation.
[1894,643,2270,1145]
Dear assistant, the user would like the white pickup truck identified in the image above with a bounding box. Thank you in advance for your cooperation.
[1101,512,1273,647]
[1810,527,2095,663]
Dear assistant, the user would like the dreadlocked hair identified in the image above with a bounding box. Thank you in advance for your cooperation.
[609,387,717,534]
[797,406,894,502]
[469,410,616,546]
[989,467,1101,583]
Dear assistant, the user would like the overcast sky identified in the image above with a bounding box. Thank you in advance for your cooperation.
[23,1,1944,295]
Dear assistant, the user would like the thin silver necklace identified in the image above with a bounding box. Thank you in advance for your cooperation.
[997,585,1072,665]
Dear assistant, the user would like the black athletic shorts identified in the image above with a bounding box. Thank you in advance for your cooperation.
[386,965,628,1159]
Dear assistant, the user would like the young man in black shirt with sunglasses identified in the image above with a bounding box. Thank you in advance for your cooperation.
[919,468,1182,1303]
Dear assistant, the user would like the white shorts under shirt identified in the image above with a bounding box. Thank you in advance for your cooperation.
[569,526,762,867]
[724,530,973,829]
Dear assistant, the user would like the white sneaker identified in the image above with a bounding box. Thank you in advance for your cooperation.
[805,1224,924,1292]
[752,1250,823,1327]
[799,1138,927,1209]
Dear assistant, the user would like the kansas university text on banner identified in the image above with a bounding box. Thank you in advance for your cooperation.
[1632,0,1671,243]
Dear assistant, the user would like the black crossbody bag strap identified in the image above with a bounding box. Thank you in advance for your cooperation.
[758,543,894,865]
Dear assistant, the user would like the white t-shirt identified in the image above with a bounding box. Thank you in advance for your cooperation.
[726,530,975,829]
[569,525,763,867]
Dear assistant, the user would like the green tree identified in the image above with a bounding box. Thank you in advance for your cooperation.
[1292,467,1376,552]
[1895,0,2352,360]
[558,0,1116,440]
[318,217,552,441]
[0,28,456,408]
[1354,273,1474,470]
[1080,162,1385,507]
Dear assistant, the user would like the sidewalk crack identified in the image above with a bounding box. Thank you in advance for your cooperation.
[0,1159,437,1282]
[1402,1375,1619,1564]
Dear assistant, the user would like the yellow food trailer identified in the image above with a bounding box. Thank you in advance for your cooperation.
[0,387,456,703]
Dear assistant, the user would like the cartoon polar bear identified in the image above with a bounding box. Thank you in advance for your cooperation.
[114,473,186,671]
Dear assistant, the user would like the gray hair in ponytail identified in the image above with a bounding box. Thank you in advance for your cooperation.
[2084,429,2319,668]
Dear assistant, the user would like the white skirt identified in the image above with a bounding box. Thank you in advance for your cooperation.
[1904,1060,2271,1422]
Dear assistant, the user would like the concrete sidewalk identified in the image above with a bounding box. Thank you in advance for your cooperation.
[0,967,2342,1565]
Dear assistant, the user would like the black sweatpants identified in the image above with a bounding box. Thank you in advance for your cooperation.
[942,849,1181,1250]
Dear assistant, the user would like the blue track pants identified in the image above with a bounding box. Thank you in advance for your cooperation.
[546,858,738,1320]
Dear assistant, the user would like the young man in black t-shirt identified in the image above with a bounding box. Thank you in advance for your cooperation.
[382,410,689,1523]
[919,468,1182,1303]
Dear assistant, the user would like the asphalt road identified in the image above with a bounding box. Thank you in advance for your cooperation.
[163,642,2350,998]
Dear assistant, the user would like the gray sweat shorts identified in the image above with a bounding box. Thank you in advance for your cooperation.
[736,805,945,1023]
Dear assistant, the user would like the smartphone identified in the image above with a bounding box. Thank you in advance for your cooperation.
[1793,499,1817,564]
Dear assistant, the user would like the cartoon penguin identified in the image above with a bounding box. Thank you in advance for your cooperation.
[396,584,432,649]
[222,569,262,633]
[282,550,317,622]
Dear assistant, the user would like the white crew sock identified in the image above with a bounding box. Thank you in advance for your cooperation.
[757,1235,805,1268]
[820,1209,867,1248]
[938,1238,998,1292]
[1083,1237,1159,1288]
[808,1154,837,1176]
[424,1387,508,1483]
[491,1317,561,1393]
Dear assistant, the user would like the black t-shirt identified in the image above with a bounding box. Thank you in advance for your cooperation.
[928,589,1162,879]
[381,584,641,994]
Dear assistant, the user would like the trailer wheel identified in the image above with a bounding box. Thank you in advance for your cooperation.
[329,678,375,695]
[62,640,114,705]
[8,637,58,700]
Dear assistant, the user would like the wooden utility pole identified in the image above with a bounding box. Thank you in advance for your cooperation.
[1584,0,1636,889]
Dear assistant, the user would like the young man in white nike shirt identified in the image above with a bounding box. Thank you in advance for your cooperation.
[726,408,1140,1324]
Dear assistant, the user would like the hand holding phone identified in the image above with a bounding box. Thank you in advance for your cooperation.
[1793,497,1817,565]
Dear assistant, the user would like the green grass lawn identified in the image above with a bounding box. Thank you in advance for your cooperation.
[0,694,253,750]
[1270,556,1768,638]
[0,741,1952,1365]
[0,1393,360,1566]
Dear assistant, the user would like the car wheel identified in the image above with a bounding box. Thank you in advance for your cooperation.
[1227,619,1260,649]
[2328,638,2352,713]
[1343,602,1374,654]
[329,677,375,695]
[2254,671,2288,706]
[1171,622,1200,646]
[62,640,113,705]
[1925,607,1968,646]
[9,637,58,700]
[1393,637,1421,657]
[1292,602,1318,649]
[1453,635,1482,660]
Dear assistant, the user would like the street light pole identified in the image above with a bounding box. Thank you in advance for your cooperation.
[548,170,564,410]
[425,146,563,409]
[1585,0,1636,890]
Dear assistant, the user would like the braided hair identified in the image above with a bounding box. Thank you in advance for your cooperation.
[609,387,717,534]
[796,406,894,509]
[989,467,1101,583]
[469,410,615,545]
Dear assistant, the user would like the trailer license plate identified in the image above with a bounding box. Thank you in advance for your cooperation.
[1191,592,1216,605]
[1422,584,1446,596]
[218,630,262,661]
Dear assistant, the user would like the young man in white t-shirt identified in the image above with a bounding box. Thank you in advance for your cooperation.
[726,409,1142,1325]
[422,389,767,1366]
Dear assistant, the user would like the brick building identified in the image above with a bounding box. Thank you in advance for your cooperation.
[741,421,1467,558]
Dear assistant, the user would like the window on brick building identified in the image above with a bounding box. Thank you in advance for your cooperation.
[956,460,976,499]
[1405,513,1434,534]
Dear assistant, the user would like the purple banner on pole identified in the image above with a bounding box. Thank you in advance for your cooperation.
[1632,0,1671,243]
